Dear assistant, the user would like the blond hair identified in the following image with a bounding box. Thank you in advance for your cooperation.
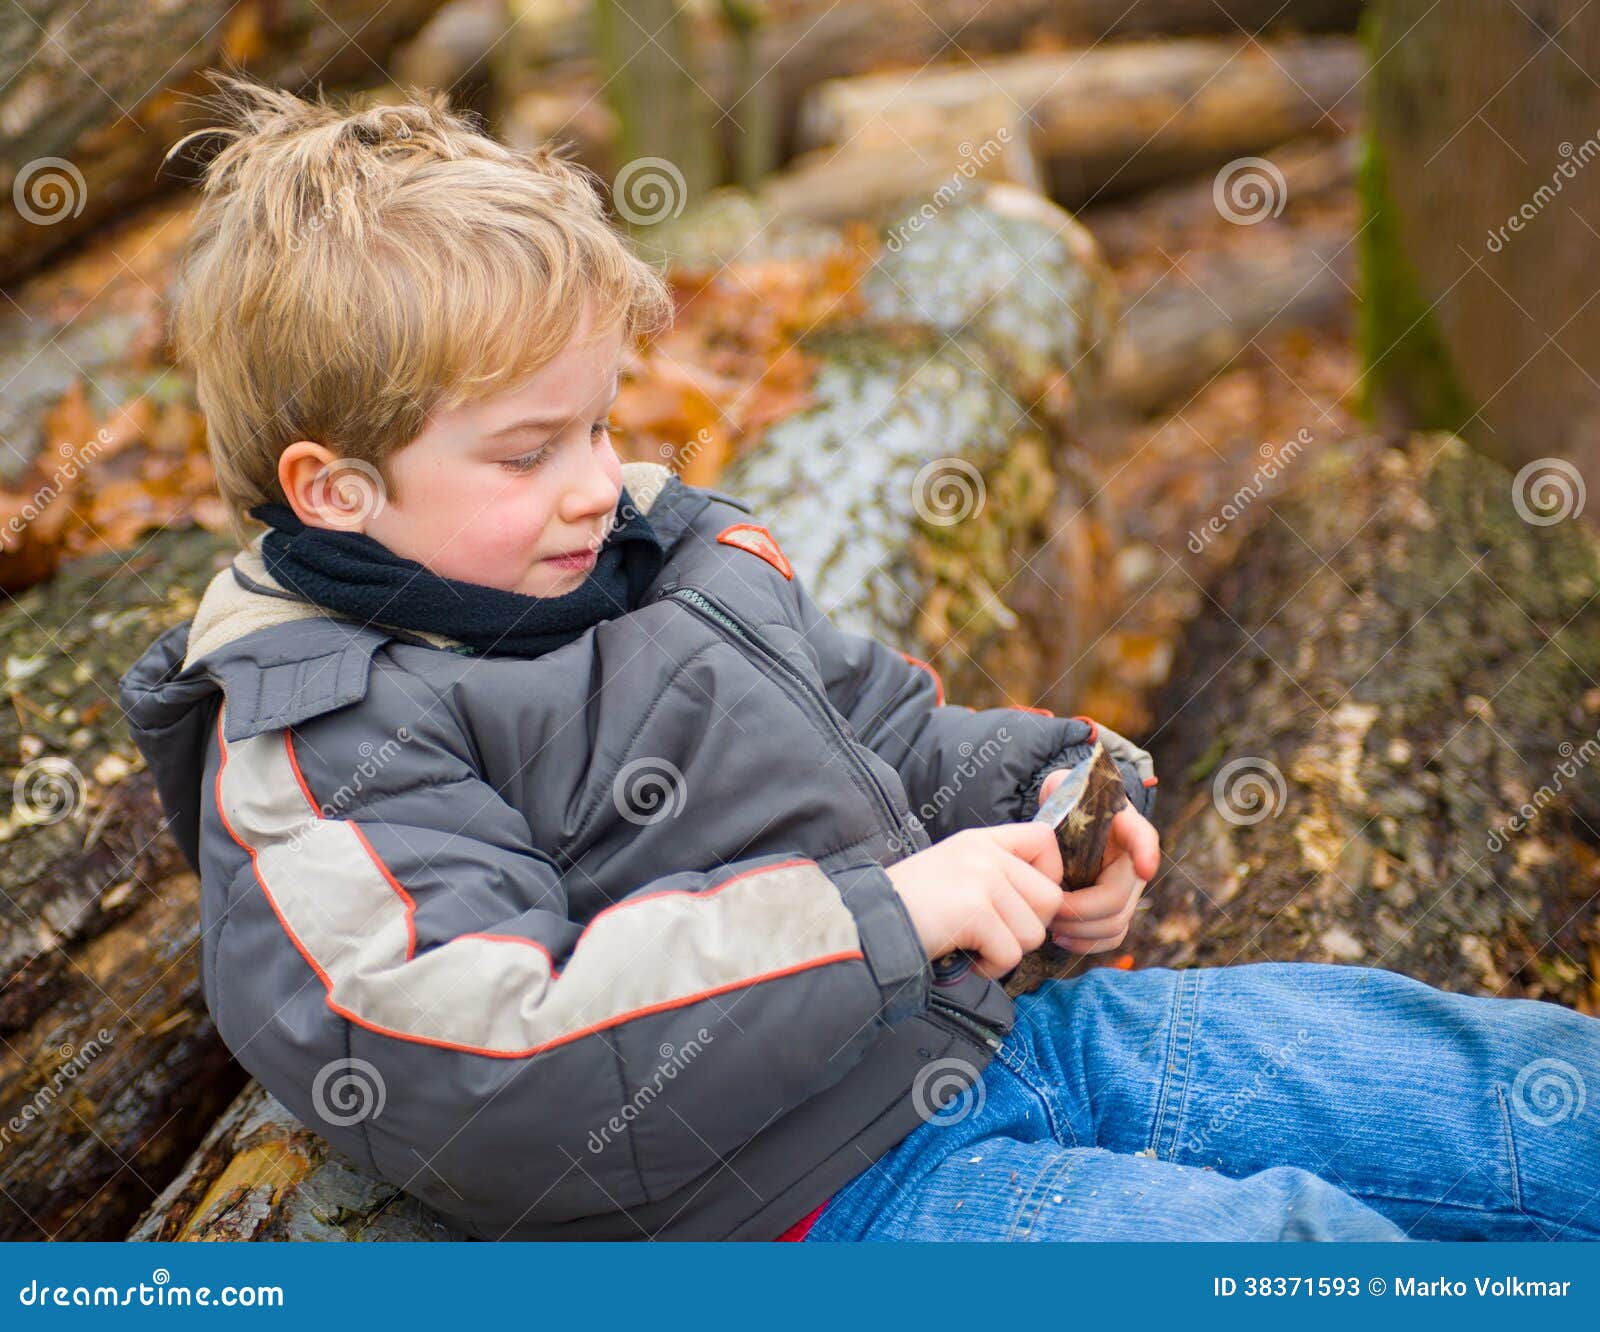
[169,76,675,531]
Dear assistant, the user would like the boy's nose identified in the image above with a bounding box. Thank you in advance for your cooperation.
[560,446,621,522]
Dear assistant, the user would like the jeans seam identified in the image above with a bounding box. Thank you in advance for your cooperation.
[1494,1084,1525,1212]
[1006,1148,1073,1240]
[1150,969,1200,1159]
[994,1036,1075,1145]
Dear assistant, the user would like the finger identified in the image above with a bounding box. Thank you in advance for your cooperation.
[969,909,1024,979]
[1053,907,1138,942]
[1052,858,1138,924]
[990,883,1048,953]
[989,820,1064,887]
[1038,769,1066,806]
[1061,933,1129,955]
[1056,879,1146,946]
[1104,807,1161,880]
[996,852,1066,925]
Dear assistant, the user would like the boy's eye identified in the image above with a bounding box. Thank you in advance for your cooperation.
[500,447,551,474]
[499,422,610,474]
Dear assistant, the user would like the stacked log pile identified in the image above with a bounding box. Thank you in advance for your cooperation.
[3,0,1593,1244]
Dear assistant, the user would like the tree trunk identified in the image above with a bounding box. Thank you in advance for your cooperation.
[0,0,447,286]
[796,38,1364,206]
[1361,1,1600,505]
[1124,434,1600,1010]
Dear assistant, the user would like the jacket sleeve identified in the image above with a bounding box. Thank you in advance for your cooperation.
[789,577,1157,844]
[203,674,930,1224]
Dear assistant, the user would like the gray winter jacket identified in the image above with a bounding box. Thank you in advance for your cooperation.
[119,461,1154,1241]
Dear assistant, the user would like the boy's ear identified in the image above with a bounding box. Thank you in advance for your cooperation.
[278,440,387,532]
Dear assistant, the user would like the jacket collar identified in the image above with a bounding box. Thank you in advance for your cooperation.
[149,463,724,741]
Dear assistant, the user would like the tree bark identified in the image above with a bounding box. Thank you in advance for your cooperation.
[0,873,248,1240]
[796,38,1364,206]
[1361,1,1600,506]
[1122,434,1600,1010]
[0,0,448,287]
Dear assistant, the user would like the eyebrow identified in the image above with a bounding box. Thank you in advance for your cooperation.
[485,376,621,441]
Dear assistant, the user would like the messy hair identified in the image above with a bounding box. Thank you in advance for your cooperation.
[168,76,675,532]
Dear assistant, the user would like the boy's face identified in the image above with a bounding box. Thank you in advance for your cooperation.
[361,305,625,598]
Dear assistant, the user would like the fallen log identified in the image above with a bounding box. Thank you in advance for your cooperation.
[492,0,1363,175]
[126,185,1119,1240]
[796,37,1364,206]
[1103,223,1354,415]
[1140,434,1600,1011]
[0,0,447,287]
[0,873,246,1240]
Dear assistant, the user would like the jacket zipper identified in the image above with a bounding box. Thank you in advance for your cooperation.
[926,994,1005,1050]
[665,585,914,849]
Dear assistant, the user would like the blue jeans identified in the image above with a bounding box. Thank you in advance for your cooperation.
[806,964,1600,1241]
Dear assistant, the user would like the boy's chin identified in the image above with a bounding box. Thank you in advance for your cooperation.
[517,562,591,597]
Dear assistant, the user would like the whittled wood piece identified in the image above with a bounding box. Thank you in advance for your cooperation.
[1033,740,1128,891]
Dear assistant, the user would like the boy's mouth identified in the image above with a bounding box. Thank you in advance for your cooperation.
[545,547,598,572]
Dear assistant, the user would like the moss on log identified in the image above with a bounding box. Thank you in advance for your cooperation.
[1143,434,1600,1009]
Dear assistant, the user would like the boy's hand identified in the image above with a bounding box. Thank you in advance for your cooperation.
[885,824,1064,980]
[1038,768,1161,954]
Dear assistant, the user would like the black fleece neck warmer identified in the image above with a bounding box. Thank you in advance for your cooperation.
[249,488,665,658]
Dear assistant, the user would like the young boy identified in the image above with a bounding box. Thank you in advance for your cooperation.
[121,80,1599,1243]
